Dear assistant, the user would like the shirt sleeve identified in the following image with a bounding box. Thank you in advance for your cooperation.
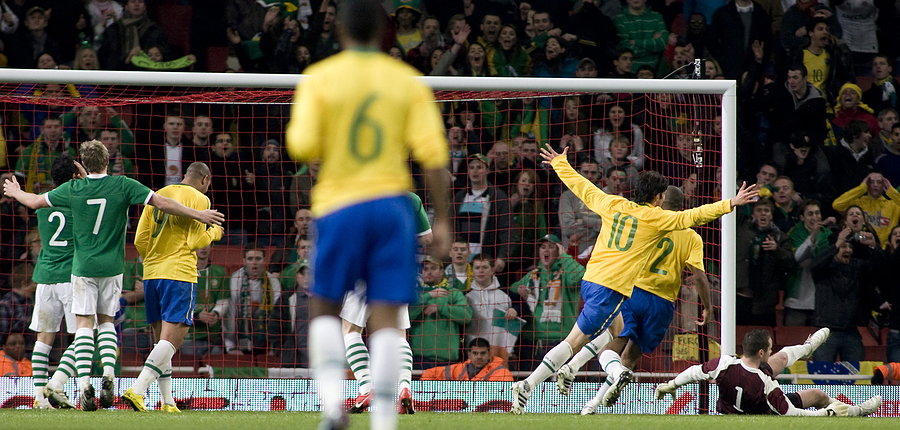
[45,181,71,208]
[550,156,619,214]
[644,199,733,232]
[684,231,705,272]
[409,192,431,235]
[405,79,449,170]
[286,74,324,162]
[133,205,154,258]
[123,177,153,205]
[186,195,223,250]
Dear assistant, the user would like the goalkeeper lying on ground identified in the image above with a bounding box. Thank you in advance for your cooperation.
[654,328,881,416]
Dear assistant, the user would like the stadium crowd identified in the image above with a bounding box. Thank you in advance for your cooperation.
[1,0,900,375]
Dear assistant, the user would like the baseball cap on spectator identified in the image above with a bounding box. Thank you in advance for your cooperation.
[469,153,489,167]
[27,6,47,16]
[392,0,422,16]
[578,58,596,70]
[422,255,443,267]
[539,234,561,244]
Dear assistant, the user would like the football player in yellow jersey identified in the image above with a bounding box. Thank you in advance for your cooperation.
[122,162,223,413]
[510,145,759,414]
[285,1,449,429]
[556,186,712,413]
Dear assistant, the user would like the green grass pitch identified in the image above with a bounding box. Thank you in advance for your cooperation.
[0,410,895,430]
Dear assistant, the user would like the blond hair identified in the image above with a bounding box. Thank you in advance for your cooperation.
[80,139,109,173]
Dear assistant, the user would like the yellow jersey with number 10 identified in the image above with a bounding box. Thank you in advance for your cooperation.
[286,48,449,217]
[550,157,731,298]
[634,228,705,303]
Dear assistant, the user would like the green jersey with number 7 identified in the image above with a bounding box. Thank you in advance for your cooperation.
[45,175,152,277]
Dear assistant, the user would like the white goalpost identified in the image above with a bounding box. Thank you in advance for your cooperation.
[0,68,740,357]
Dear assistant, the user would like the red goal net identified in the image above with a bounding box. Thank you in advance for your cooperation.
[0,80,723,377]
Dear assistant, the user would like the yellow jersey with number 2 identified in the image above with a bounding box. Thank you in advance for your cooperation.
[286,48,448,217]
[550,156,730,298]
[634,228,704,303]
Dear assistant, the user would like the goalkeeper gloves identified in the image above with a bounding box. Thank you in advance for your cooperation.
[654,380,678,400]
[823,401,849,416]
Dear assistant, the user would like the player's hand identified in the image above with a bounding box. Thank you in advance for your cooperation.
[696,307,708,326]
[74,161,87,178]
[824,401,849,416]
[539,144,567,165]
[654,380,677,400]
[3,174,21,197]
[729,181,759,207]
[198,209,225,226]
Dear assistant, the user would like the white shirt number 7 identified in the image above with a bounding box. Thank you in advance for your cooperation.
[87,198,107,235]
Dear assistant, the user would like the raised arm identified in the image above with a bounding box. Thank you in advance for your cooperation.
[650,182,759,231]
[148,193,224,226]
[542,145,614,211]
[3,175,49,209]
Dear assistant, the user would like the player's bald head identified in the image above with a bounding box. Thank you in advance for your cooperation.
[336,0,386,44]
[662,185,684,211]
[185,162,211,179]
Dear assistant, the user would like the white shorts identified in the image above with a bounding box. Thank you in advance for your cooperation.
[29,283,77,334]
[71,274,123,317]
[340,283,410,330]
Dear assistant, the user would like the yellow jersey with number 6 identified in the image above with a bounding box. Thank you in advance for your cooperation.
[134,184,223,283]
[634,228,704,303]
[286,48,449,217]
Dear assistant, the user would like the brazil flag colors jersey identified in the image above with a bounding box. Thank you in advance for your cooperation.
[134,183,223,283]
[634,228,705,303]
[33,204,74,284]
[286,48,449,217]
[550,157,731,297]
[45,174,152,277]
[409,191,431,236]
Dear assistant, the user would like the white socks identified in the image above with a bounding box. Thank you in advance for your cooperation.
[525,342,574,387]
[344,332,371,395]
[48,340,77,390]
[74,328,95,390]
[369,328,401,430]
[132,340,176,396]
[568,331,613,372]
[96,322,118,378]
[398,337,413,391]
[780,344,810,367]
[310,316,346,422]
[32,341,52,398]
[587,378,614,409]
[599,350,625,381]
[158,361,175,405]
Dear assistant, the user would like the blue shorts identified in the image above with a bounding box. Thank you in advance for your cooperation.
[311,195,417,305]
[144,279,196,326]
[619,287,675,353]
[576,280,627,339]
